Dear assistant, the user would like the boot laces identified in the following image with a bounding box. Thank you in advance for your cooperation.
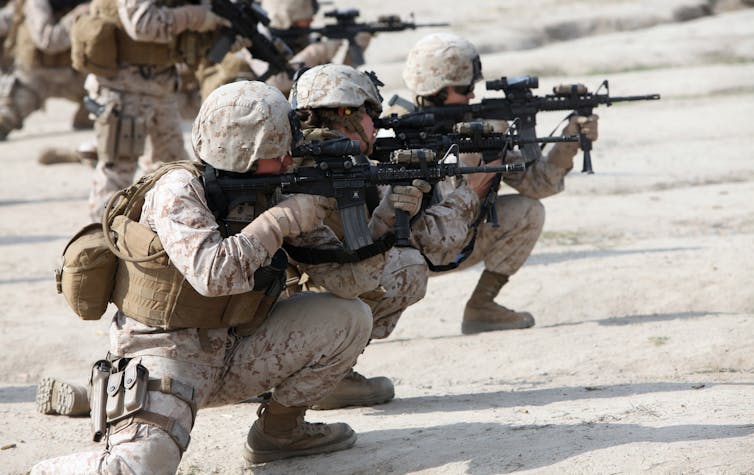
[346,370,368,383]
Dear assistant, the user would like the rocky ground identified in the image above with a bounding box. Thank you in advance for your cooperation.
[1,1,753,473]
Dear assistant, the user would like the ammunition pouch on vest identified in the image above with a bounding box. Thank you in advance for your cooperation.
[71,0,215,77]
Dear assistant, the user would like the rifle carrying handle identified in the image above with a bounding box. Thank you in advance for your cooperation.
[394,210,411,247]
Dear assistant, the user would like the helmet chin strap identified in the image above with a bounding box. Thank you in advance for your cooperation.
[340,107,372,155]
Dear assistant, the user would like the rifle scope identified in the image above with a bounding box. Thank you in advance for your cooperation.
[486,75,539,92]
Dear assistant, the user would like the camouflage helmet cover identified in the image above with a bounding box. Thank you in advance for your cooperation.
[402,32,483,96]
[261,0,315,29]
[191,81,292,173]
[290,64,383,113]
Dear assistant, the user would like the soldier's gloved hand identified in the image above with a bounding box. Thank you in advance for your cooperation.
[353,32,372,50]
[230,35,252,53]
[61,2,90,28]
[465,158,502,199]
[174,5,231,34]
[389,179,432,218]
[243,195,336,255]
[563,114,599,142]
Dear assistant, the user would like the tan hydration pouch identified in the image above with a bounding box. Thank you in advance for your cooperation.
[96,103,147,161]
[56,223,118,320]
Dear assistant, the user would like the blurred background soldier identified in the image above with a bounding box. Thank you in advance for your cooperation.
[252,0,370,97]
[0,0,16,65]
[30,81,372,473]
[0,0,91,141]
[73,0,228,221]
[394,32,599,335]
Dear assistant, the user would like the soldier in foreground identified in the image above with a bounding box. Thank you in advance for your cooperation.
[31,81,372,473]
[0,0,91,140]
[392,32,599,334]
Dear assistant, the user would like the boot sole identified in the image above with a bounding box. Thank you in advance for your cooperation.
[242,431,357,465]
[36,378,87,416]
[310,389,395,411]
[461,320,534,335]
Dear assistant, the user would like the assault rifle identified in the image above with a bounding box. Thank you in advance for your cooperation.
[209,0,296,81]
[391,76,660,173]
[202,137,525,254]
[269,8,448,67]
[372,120,579,231]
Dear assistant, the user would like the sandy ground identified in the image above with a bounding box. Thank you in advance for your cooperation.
[1,1,753,474]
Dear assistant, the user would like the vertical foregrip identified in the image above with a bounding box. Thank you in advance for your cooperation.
[394,210,411,247]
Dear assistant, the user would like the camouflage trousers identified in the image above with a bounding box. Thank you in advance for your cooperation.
[30,292,372,475]
[0,66,86,133]
[441,193,545,276]
[367,246,428,340]
[87,80,189,221]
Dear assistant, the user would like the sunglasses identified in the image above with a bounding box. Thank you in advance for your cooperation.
[453,83,475,96]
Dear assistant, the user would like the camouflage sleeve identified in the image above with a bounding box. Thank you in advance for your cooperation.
[0,2,15,38]
[286,208,385,298]
[502,148,573,199]
[410,181,479,266]
[292,39,348,67]
[117,0,183,43]
[24,0,72,53]
[143,169,274,298]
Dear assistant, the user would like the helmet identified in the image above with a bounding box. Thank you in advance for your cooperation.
[191,81,292,173]
[402,33,483,97]
[290,64,383,114]
[261,0,315,29]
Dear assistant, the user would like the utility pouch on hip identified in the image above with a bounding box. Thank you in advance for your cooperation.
[106,359,149,424]
[97,106,147,161]
[89,359,112,442]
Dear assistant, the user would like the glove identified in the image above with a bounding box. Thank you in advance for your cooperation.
[243,195,336,255]
[389,179,432,218]
[563,114,599,142]
[61,3,90,28]
[353,32,372,50]
[173,5,230,34]
[370,180,431,238]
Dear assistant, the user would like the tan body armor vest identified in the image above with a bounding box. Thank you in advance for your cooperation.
[106,162,282,335]
[4,0,73,69]
[71,0,214,76]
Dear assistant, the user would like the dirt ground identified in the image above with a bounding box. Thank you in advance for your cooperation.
[1,1,753,474]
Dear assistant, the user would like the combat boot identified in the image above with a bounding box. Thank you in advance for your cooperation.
[36,377,90,416]
[243,399,356,464]
[310,369,394,410]
[461,270,535,335]
[37,147,83,165]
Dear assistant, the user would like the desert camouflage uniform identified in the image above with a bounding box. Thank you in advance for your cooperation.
[31,166,372,474]
[394,32,581,282]
[288,197,429,340]
[0,0,88,139]
[85,0,196,221]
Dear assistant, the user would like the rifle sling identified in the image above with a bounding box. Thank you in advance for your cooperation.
[284,234,396,265]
